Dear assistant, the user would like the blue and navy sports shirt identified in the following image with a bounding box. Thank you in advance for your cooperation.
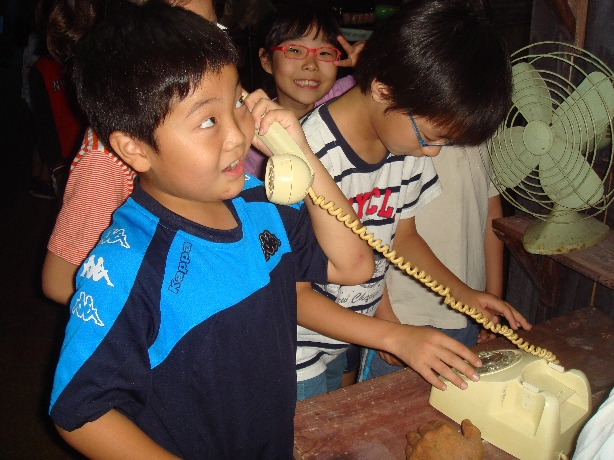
[49,176,328,459]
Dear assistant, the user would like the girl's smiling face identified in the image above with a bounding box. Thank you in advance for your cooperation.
[260,27,339,118]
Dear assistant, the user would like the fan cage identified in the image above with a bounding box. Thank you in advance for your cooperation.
[483,41,614,222]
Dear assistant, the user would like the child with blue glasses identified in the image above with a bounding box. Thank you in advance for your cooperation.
[295,0,532,399]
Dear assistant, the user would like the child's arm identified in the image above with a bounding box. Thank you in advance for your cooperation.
[42,133,133,304]
[296,282,481,390]
[484,195,504,298]
[245,91,375,286]
[41,252,78,304]
[56,409,180,460]
[392,217,531,331]
[372,286,404,367]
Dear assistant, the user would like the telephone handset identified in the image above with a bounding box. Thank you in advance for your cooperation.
[257,121,315,205]
[252,102,559,364]
[429,349,591,460]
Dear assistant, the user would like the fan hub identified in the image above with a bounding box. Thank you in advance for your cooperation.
[523,120,553,155]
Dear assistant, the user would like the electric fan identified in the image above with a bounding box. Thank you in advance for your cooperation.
[481,42,614,254]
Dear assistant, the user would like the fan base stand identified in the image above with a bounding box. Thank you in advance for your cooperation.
[523,215,609,255]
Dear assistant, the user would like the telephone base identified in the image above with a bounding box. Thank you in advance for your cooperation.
[429,349,591,460]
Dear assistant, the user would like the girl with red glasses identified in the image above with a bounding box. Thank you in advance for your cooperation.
[243,2,363,178]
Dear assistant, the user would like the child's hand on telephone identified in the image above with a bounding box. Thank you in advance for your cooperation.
[456,287,532,332]
[392,326,482,391]
[242,89,310,157]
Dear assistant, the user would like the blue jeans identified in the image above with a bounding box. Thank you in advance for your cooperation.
[297,352,346,401]
[360,322,480,381]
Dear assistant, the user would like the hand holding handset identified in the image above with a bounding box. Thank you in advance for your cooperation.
[257,121,314,205]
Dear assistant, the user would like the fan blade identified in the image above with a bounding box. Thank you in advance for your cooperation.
[490,126,543,188]
[551,72,614,152]
[512,62,553,124]
[539,136,604,209]
[594,123,613,150]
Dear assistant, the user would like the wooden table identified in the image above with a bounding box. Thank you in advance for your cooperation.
[293,307,614,459]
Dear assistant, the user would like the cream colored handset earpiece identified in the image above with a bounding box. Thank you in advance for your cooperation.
[257,121,315,205]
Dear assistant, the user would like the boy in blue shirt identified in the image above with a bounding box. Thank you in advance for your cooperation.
[48,2,374,458]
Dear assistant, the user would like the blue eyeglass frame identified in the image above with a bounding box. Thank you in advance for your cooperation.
[407,109,453,147]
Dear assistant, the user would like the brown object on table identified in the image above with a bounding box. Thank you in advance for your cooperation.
[293,307,614,460]
[405,419,484,460]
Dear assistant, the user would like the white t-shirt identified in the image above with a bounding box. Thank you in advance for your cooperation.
[386,145,499,329]
[296,104,442,381]
[573,386,614,459]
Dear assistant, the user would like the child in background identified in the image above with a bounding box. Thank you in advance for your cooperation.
[244,2,362,177]
[296,0,531,399]
[29,52,87,199]
[246,1,365,388]
[361,145,502,380]
[48,2,373,458]
[41,0,219,305]
[23,0,83,199]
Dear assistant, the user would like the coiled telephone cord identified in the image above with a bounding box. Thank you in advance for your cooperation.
[308,188,559,364]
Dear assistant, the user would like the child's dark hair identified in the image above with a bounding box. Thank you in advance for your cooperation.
[258,1,342,96]
[353,0,512,146]
[46,0,207,63]
[69,0,238,150]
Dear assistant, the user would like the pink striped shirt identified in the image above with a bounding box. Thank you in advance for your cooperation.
[48,128,136,265]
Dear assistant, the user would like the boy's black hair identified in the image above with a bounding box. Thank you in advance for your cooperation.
[258,1,342,97]
[47,0,198,63]
[69,0,238,150]
[353,0,512,146]
[262,2,341,52]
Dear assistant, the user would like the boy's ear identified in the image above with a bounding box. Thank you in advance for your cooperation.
[108,131,152,173]
[259,48,273,75]
[370,80,392,104]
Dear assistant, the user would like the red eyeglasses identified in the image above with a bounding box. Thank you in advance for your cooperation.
[270,44,341,62]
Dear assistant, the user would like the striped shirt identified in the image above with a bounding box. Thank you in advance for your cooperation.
[48,128,136,265]
[296,104,442,381]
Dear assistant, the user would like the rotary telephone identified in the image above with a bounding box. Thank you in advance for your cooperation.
[259,121,592,460]
[429,349,591,460]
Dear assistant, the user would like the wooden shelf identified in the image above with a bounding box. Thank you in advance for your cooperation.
[493,215,614,290]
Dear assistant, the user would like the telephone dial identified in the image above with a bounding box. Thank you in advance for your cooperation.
[259,117,591,459]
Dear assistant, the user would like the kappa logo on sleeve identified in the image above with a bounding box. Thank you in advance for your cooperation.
[100,228,130,248]
[259,230,281,261]
[80,255,114,287]
[72,291,104,326]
